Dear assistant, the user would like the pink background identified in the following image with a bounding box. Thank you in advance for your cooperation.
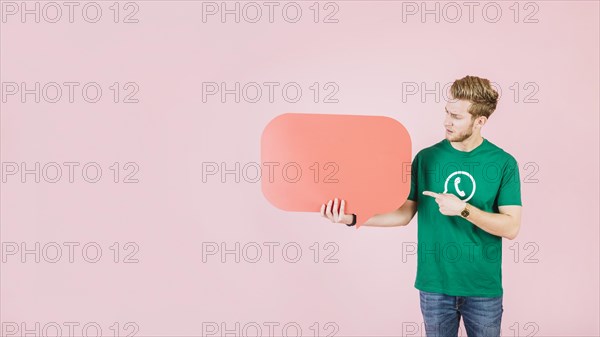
[1,1,599,336]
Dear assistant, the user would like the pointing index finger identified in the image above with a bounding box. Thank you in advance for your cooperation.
[422,191,440,198]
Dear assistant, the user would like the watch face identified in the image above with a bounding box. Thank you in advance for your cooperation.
[461,209,469,217]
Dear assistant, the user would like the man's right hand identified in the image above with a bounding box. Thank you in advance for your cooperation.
[320,198,355,225]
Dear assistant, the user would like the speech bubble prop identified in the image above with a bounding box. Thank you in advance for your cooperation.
[261,113,412,228]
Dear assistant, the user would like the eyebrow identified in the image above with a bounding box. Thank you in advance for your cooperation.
[445,108,460,116]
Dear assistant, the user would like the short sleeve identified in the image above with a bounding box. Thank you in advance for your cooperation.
[407,153,419,202]
[497,156,522,206]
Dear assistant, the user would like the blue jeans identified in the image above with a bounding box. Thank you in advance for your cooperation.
[419,290,503,337]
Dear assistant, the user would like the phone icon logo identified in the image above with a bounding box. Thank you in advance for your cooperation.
[454,177,466,197]
[443,171,476,202]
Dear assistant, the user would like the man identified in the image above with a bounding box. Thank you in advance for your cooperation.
[320,75,522,337]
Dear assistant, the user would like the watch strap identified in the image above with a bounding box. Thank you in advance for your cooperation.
[346,214,357,227]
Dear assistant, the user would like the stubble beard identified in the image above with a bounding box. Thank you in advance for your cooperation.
[447,121,475,143]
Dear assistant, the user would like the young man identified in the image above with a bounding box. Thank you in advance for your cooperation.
[320,75,523,337]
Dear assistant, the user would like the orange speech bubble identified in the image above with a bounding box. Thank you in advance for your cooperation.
[261,113,412,228]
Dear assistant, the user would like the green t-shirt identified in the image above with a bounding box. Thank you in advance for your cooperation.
[407,137,522,297]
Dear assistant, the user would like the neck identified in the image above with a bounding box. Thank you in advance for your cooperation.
[450,134,484,152]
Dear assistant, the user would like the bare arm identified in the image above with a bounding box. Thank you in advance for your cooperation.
[421,191,522,240]
[463,204,522,240]
[321,198,417,228]
[361,199,418,227]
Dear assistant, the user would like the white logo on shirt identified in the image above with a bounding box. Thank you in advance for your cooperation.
[443,171,476,202]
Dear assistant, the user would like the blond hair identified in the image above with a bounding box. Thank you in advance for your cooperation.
[450,75,499,120]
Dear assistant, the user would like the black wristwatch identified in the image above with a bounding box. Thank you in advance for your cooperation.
[346,214,357,227]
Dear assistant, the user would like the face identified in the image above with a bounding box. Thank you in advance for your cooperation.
[444,99,485,142]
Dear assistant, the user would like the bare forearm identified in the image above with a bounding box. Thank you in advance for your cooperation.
[465,204,518,239]
[362,209,413,227]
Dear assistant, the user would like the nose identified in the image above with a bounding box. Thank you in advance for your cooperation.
[444,115,452,127]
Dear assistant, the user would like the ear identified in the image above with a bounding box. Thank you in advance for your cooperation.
[477,116,487,127]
